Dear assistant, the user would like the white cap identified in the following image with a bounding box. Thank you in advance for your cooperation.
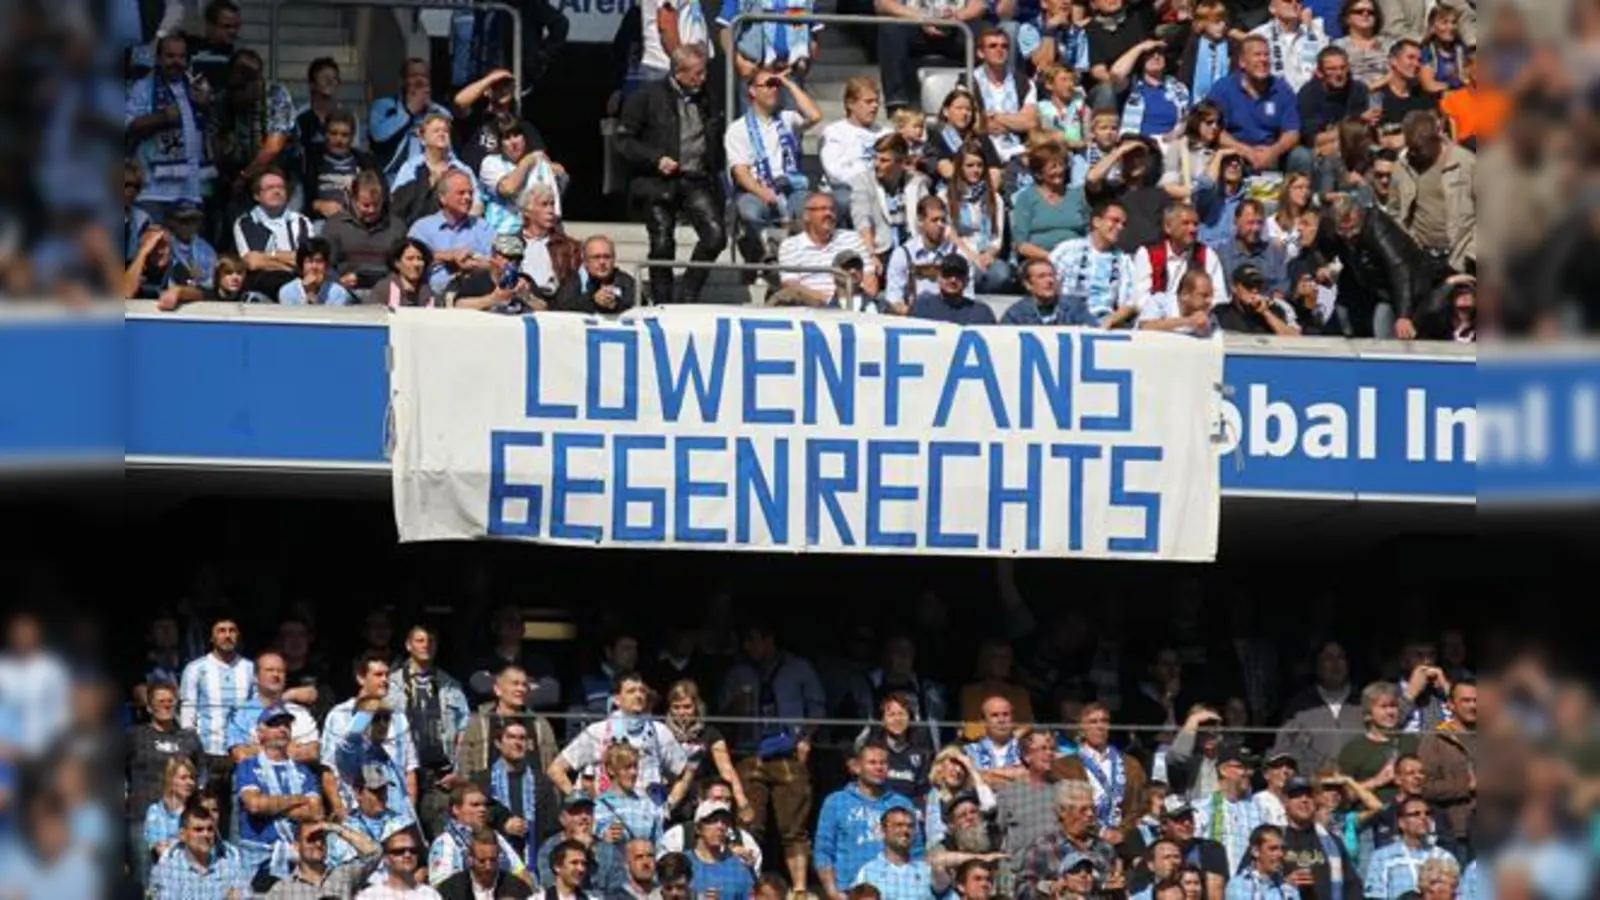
[694,800,733,823]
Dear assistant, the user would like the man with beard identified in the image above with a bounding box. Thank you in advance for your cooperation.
[1418,680,1477,860]
[1279,777,1361,900]
[927,794,1008,886]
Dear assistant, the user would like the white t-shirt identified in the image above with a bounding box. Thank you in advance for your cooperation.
[819,120,889,187]
[971,67,1037,162]
[559,716,688,790]
[355,882,444,899]
[778,229,869,295]
[725,110,810,183]
[639,0,713,72]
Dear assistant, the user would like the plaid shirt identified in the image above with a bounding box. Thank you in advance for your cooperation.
[1016,833,1117,900]
[261,854,383,898]
[146,845,251,899]
[1196,792,1263,874]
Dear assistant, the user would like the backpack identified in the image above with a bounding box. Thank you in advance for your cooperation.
[1147,241,1206,294]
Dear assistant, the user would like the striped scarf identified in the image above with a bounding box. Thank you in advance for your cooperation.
[491,760,538,869]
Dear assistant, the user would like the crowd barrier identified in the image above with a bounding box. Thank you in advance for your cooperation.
[15,303,1592,509]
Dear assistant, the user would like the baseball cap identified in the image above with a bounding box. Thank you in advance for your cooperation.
[493,233,526,259]
[562,794,596,812]
[257,704,295,726]
[1216,741,1256,767]
[1161,794,1195,819]
[358,763,393,791]
[166,200,204,222]
[939,254,970,280]
[1231,263,1267,292]
[1059,851,1096,874]
[694,800,734,823]
[1265,750,1298,769]
[1285,775,1316,797]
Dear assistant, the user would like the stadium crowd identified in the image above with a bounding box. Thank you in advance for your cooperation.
[114,0,1511,338]
[0,541,1595,900]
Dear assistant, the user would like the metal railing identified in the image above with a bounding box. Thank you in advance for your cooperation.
[629,259,853,307]
[265,0,523,108]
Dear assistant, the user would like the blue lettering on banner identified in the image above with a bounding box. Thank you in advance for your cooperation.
[472,313,1221,556]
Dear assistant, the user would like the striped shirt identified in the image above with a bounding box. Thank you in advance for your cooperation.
[178,652,255,756]
[777,229,868,297]
[147,844,252,899]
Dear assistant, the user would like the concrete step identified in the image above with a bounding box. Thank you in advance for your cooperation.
[273,5,347,27]
[247,23,351,47]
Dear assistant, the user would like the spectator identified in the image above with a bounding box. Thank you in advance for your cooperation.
[1048,199,1135,324]
[1084,0,1161,103]
[327,171,410,291]
[295,58,358,187]
[775,192,873,307]
[590,743,666,894]
[924,90,1004,187]
[231,168,314,298]
[948,143,1012,292]
[1019,0,1093,76]
[1273,642,1366,774]
[303,111,372,222]
[910,255,997,324]
[964,27,1039,181]
[157,253,253,309]
[1251,0,1330,91]
[277,237,356,305]
[140,758,199,878]
[1298,48,1377,144]
[609,838,659,900]
[125,34,211,220]
[259,818,383,897]
[326,764,415,867]
[234,705,323,875]
[147,803,250,897]
[816,741,922,895]
[854,807,950,899]
[408,170,497,294]
[460,665,562,786]
[874,0,986,112]
[1385,110,1474,277]
[358,826,438,898]
[1004,257,1098,325]
[480,119,564,235]
[1413,274,1475,342]
[127,684,202,881]
[688,802,757,900]
[1176,0,1232,100]
[1218,199,1290,299]
[819,78,891,224]
[124,224,185,300]
[1056,704,1149,838]
[615,43,727,305]
[726,70,822,269]
[186,0,242,88]
[1131,202,1228,308]
[1313,194,1434,338]
[1016,780,1118,898]
[1215,263,1301,335]
[1134,260,1220,334]
[1224,825,1294,899]
[716,0,821,112]
[371,59,454,181]
[1117,43,1193,142]
[178,617,254,828]
[1438,49,1504,151]
[224,651,320,765]
[1279,775,1362,900]
[1370,40,1441,147]
[1331,0,1391,87]
[1416,7,1466,91]
[719,621,826,896]
[633,0,710,86]
[210,49,299,232]
[429,784,530,887]
[387,625,471,833]
[1362,797,1452,898]
[1208,36,1310,175]
[850,134,928,266]
[452,69,558,176]
[392,114,481,225]
[1012,140,1090,263]
[1037,66,1091,149]
[1159,103,1224,202]
[535,798,598,887]
[1194,743,1266,872]
[552,236,639,313]
[445,233,544,313]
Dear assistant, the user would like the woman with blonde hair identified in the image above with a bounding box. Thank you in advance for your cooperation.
[142,756,198,864]
[664,679,751,820]
[1267,172,1315,256]
[923,744,997,847]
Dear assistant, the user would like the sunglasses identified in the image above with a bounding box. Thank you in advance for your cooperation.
[755,79,781,89]
[387,845,420,856]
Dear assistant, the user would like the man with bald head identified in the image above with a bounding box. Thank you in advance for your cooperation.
[553,236,639,313]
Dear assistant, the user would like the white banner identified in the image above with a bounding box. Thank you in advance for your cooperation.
[390,306,1224,560]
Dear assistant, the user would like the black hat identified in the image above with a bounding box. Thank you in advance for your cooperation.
[833,249,865,270]
[1285,775,1315,797]
[938,254,970,279]
[1265,750,1298,770]
[1216,741,1256,767]
[1231,263,1267,292]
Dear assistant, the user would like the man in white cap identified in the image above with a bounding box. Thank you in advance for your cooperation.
[688,800,756,899]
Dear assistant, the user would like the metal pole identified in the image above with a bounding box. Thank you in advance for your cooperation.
[721,12,977,263]
[630,260,852,306]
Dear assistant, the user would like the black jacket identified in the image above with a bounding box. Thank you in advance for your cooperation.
[1297,78,1370,140]
[616,78,724,202]
[1316,207,1441,319]
[438,869,536,900]
[552,270,639,314]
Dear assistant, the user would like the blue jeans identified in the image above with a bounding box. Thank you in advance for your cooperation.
[734,191,806,263]
[973,257,1014,293]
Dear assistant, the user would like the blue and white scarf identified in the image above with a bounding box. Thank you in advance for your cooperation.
[491,760,539,869]
[1120,78,1192,138]
[1078,746,1127,830]
[746,111,804,192]
[957,183,993,249]
[975,69,1024,156]
[964,736,1020,771]
[1055,240,1126,318]
[248,756,310,876]
[1265,20,1324,87]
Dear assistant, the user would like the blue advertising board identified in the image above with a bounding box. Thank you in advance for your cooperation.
[1477,350,1600,502]
[1,305,1497,505]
